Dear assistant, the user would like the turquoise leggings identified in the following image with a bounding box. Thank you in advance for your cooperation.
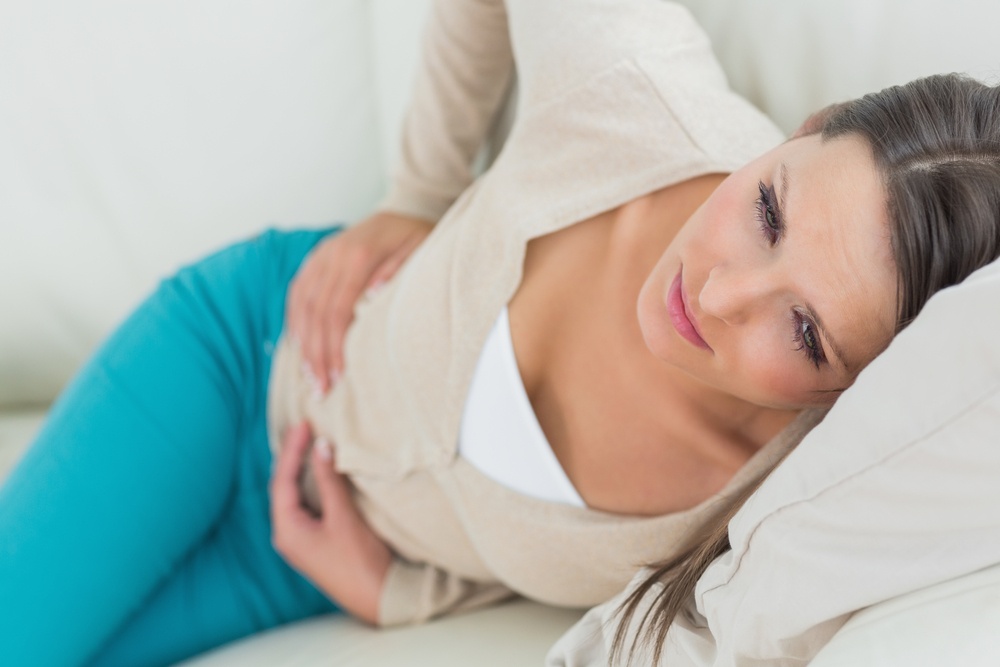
[0,228,342,666]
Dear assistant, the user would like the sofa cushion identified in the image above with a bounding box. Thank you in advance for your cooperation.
[176,600,582,667]
[676,0,1000,134]
[0,0,415,407]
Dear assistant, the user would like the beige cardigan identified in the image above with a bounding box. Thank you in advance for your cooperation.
[267,0,811,627]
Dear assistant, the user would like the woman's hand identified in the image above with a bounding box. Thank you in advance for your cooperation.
[270,422,393,625]
[286,211,434,395]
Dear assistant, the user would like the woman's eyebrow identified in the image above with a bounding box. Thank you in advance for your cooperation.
[803,301,854,373]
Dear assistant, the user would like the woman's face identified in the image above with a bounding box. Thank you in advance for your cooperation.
[638,134,898,409]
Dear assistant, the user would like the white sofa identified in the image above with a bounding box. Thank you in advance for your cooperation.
[2,1,999,665]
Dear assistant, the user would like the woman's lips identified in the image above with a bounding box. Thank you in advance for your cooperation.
[667,269,712,351]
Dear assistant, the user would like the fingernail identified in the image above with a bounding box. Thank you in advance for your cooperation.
[329,368,341,389]
[315,437,332,461]
[365,280,385,300]
[302,364,324,399]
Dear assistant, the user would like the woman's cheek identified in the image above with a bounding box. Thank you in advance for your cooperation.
[733,340,814,408]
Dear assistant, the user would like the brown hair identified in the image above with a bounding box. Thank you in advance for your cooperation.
[611,73,1000,665]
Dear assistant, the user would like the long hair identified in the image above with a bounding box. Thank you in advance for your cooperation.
[611,73,1000,666]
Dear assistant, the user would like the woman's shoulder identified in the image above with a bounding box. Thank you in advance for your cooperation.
[507,0,786,168]
[509,0,719,106]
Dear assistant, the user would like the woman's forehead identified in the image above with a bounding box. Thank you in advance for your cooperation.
[782,135,897,371]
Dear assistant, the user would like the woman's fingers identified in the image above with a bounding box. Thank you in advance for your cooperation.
[307,251,375,394]
[287,241,337,392]
[268,434,392,625]
[301,266,344,395]
[364,242,414,295]
[295,236,381,396]
[286,241,330,345]
[285,213,434,398]
[293,240,348,395]
[311,438,358,528]
[308,437,394,625]
[269,423,314,526]
[321,253,377,386]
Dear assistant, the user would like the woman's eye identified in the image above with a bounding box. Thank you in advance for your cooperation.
[802,326,817,351]
[764,205,779,230]
[755,180,783,244]
[792,311,826,369]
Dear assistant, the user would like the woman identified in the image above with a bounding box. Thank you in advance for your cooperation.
[2,1,999,666]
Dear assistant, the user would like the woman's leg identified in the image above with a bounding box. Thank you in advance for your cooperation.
[0,227,341,667]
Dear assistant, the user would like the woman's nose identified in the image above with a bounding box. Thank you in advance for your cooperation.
[699,265,772,325]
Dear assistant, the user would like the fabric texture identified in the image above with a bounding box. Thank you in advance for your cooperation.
[267,0,799,627]
[0,228,340,667]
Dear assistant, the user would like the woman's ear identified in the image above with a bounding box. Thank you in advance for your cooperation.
[791,101,850,139]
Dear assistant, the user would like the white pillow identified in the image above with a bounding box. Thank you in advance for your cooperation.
[687,257,1000,664]
[809,561,1000,667]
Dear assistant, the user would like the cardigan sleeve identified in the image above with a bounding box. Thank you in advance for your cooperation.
[377,0,514,223]
[377,557,516,627]
[505,0,715,107]
[378,0,716,223]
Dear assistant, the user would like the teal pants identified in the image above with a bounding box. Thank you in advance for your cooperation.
[0,228,342,666]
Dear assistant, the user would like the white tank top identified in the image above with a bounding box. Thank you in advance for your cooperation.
[458,306,586,507]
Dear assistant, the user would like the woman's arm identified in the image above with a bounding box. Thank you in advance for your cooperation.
[379,0,515,223]
[505,0,705,107]
[287,0,515,394]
